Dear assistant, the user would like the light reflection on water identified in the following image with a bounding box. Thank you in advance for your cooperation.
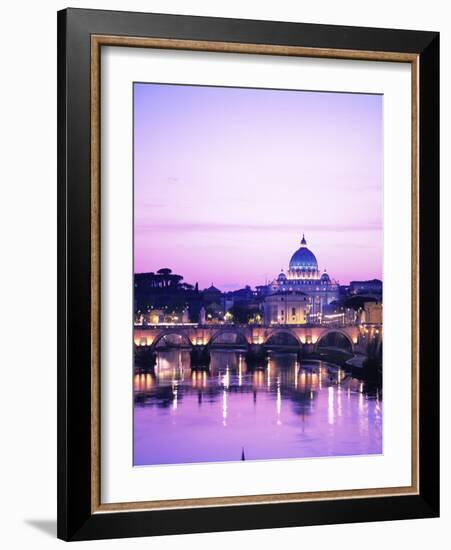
[134,350,382,466]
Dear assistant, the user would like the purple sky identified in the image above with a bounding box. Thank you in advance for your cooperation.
[134,83,383,289]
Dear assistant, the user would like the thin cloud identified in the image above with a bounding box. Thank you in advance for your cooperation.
[135,222,382,233]
[140,202,169,209]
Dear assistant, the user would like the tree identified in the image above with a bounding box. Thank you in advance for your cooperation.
[362,341,383,387]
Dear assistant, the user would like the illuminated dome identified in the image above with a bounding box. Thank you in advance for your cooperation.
[321,271,331,283]
[289,235,318,271]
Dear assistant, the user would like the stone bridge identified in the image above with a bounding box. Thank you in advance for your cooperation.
[134,324,363,353]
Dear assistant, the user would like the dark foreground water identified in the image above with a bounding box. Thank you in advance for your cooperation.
[134,350,382,466]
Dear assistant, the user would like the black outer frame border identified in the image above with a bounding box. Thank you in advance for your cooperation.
[57,8,439,542]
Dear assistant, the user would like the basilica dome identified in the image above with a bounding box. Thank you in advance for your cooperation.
[289,235,318,271]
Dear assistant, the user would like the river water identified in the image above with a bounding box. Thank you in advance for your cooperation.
[134,350,382,466]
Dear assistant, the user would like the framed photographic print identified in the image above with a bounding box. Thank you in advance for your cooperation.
[57,8,439,541]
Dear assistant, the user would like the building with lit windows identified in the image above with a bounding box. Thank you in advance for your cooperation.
[361,301,383,324]
[349,279,382,297]
[262,290,310,325]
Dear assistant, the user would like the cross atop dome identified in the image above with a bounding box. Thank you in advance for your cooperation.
[300,234,307,246]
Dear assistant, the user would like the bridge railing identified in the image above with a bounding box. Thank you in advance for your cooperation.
[134,321,362,330]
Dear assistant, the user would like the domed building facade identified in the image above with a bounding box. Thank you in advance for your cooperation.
[264,234,340,323]
[288,234,320,277]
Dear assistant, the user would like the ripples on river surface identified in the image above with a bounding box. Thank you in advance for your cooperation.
[134,350,382,466]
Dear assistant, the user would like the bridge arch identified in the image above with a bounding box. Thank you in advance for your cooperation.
[150,330,194,350]
[315,329,354,352]
[206,328,251,347]
[263,328,302,347]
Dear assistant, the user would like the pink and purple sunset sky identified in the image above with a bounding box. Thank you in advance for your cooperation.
[134,83,383,289]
